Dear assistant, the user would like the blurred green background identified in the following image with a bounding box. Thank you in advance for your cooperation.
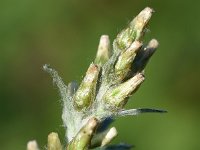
[0,0,200,149]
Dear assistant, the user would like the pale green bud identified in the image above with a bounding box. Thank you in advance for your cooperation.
[116,7,153,50]
[115,41,142,80]
[27,140,39,150]
[95,35,111,66]
[104,73,145,108]
[130,7,153,40]
[91,127,117,148]
[47,132,62,150]
[67,118,98,150]
[74,64,100,110]
[101,127,118,147]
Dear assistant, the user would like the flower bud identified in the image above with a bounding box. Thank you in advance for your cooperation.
[101,127,118,146]
[116,7,153,50]
[115,41,142,80]
[74,64,100,110]
[104,73,145,108]
[95,35,111,66]
[27,140,39,150]
[130,7,153,39]
[67,118,98,150]
[47,132,62,150]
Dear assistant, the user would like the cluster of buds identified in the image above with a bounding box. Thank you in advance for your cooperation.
[28,7,166,150]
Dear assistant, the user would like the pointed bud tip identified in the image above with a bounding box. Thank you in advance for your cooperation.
[48,132,59,140]
[47,132,62,150]
[131,7,154,32]
[144,7,154,13]
[106,127,118,139]
[140,7,154,18]
[88,64,99,74]
[101,127,118,146]
[27,140,39,150]
[98,35,110,52]
[95,35,111,65]
[148,39,159,49]
[84,63,99,82]
[100,35,110,44]
[88,117,98,129]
